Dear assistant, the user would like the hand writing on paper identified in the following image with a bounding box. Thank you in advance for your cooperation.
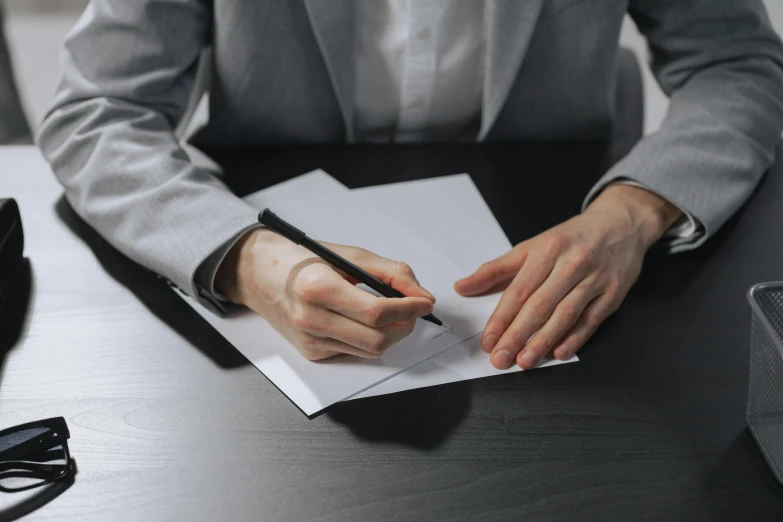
[454,184,682,370]
[215,229,436,361]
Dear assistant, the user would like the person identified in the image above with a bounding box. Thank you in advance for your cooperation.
[38,1,783,370]
[0,1,31,144]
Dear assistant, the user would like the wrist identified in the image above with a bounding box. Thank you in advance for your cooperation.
[586,184,682,250]
[215,228,275,304]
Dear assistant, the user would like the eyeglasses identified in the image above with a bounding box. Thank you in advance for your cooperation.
[0,417,75,493]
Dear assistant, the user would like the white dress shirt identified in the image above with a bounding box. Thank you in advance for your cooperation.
[354,0,698,238]
[355,0,484,143]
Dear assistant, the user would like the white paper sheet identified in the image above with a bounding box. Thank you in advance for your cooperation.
[351,175,577,399]
[177,171,498,415]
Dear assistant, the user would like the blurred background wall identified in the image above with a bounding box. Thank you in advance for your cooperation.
[4,0,783,138]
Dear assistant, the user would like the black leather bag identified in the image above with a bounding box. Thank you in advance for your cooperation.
[0,198,24,318]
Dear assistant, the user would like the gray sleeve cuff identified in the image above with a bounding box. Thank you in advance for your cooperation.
[193,224,263,314]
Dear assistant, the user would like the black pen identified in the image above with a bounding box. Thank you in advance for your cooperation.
[258,209,443,327]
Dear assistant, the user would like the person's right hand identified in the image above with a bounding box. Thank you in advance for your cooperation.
[215,228,436,361]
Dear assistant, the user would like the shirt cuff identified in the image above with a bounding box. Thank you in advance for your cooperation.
[604,179,704,248]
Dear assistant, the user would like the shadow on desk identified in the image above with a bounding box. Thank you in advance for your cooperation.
[715,429,783,498]
[0,475,74,522]
[327,380,472,450]
[0,258,32,388]
[54,197,249,370]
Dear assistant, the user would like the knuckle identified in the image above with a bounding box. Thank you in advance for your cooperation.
[366,303,389,327]
[301,349,322,362]
[527,295,552,317]
[604,281,623,303]
[402,303,418,322]
[290,277,309,300]
[297,335,328,361]
[530,336,551,353]
[574,281,594,296]
[342,245,367,259]
[569,247,596,272]
[583,311,603,330]
[290,307,316,331]
[558,303,581,326]
[298,333,319,351]
[348,246,373,263]
[394,261,415,277]
[558,339,581,357]
[497,329,526,350]
[480,260,500,277]
[292,270,329,303]
[543,236,566,257]
[506,333,528,350]
[303,349,330,362]
[367,332,389,353]
[505,283,529,304]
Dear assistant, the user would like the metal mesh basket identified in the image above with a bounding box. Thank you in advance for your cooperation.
[747,282,783,484]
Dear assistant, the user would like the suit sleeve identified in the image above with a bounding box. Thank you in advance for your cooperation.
[37,0,258,312]
[583,0,783,252]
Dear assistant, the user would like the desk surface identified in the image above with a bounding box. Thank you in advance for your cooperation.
[1,143,782,521]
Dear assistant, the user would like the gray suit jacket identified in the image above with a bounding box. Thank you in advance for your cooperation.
[37,0,783,313]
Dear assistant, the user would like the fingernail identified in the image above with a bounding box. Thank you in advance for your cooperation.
[482,334,498,352]
[554,347,570,359]
[492,350,511,368]
[520,350,536,368]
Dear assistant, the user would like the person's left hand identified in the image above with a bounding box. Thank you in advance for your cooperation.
[454,184,683,370]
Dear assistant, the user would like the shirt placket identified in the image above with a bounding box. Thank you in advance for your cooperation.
[395,0,439,143]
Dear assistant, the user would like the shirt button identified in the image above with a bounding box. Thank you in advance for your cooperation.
[417,27,431,40]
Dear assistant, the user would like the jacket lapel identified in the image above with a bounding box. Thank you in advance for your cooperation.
[304,0,357,142]
[480,0,545,140]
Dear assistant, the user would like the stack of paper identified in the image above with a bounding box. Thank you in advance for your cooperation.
[176,171,577,415]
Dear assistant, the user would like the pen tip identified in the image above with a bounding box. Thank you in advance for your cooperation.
[422,314,444,327]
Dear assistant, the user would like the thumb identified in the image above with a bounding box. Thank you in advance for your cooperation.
[455,249,525,296]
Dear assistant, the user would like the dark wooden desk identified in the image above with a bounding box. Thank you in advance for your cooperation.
[1,143,782,521]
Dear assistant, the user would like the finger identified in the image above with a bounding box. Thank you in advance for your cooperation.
[515,283,601,369]
[489,255,592,369]
[293,305,418,354]
[454,247,527,297]
[480,251,553,354]
[327,283,433,327]
[291,264,433,327]
[551,293,617,360]
[297,334,382,361]
[349,249,436,302]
